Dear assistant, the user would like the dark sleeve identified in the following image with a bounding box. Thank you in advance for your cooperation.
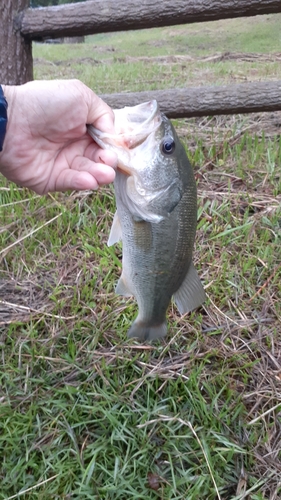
[0,86,8,152]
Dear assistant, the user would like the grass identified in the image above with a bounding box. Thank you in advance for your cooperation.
[1,13,281,500]
[33,15,281,91]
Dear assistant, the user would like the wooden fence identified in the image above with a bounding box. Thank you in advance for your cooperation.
[2,0,281,118]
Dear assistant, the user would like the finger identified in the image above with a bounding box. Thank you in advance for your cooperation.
[54,170,99,192]
[71,156,116,184]
[85,143,118,169]
[86,91,115,133]
[51,156,116,192]
[94,111,115,134]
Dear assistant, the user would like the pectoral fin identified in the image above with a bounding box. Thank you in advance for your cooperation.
[173,262,206,315]
[125,178,182,223]
[147,180,182,215]
[119,174,164,223]
[107,211,122,247]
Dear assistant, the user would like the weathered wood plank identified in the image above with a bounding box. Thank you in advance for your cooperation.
[99,81,281,118]
[19,0,281,40]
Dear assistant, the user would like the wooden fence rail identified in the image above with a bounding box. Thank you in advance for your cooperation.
[18,0,281,40]
[1,0,281,118]
[101,81,281,118]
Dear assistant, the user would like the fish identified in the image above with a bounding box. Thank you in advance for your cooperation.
[88,100,205,341]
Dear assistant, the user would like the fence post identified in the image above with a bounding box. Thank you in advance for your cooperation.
[1,0,33,85]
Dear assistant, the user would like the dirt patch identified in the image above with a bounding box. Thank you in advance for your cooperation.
[125,51,281,64]
[142,51,278,64]
[33,51,281,68]
[0,274,55,325]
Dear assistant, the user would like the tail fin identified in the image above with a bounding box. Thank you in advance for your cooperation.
[128,320,167,341]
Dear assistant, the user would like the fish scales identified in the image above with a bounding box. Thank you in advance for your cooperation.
[88,101,206,341]
[118,182,197,324]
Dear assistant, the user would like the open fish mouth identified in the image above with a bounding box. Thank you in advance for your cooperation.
[87,100,162,174]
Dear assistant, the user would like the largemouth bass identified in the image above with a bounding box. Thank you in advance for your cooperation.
[88,100,205,341]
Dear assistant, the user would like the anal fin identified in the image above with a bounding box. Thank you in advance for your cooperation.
[173,262,206,315]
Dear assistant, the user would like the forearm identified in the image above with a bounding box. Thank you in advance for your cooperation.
[0,85,8,153]
[0,85,23,179]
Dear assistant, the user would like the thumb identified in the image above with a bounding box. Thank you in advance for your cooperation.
[86,90,115,133]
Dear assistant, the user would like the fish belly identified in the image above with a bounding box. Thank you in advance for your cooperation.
[116,187,197,341]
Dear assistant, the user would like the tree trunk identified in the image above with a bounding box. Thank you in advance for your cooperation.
[0,0,33,85]
[19,0,281,40]
[99,81,281,118]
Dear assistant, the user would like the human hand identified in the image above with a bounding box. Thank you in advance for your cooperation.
[0,79,117,194]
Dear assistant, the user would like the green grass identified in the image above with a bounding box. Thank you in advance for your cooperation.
[1,13,281,500]
[33,14,281,91]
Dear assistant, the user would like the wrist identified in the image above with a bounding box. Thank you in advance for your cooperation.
[0,85,18,172]
[0,85,8,152]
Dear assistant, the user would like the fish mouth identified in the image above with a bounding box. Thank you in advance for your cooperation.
[115,100,161,148]
[87,100,161,164]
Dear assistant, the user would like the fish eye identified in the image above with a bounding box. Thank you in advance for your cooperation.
[161,137,176,155]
